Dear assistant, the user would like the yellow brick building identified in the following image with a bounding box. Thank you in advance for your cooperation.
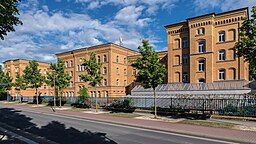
[165,7,249,83]
[56,43,138,98]
[3,59,53,97]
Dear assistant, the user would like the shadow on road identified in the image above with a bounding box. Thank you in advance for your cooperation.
[0,108,117,144]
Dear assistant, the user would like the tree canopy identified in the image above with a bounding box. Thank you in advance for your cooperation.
[0,0,22,40]
[235,6,256,80]
[0,65,13,95]
[132,40,166,90]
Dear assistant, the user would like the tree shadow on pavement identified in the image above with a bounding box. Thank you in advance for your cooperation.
[0,108,117,144]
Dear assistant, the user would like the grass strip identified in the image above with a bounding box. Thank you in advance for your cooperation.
[179,120,236,129]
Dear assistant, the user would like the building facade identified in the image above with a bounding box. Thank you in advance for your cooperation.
[56,43,138,98]
[165,8,249,83]
[3,59,53,97]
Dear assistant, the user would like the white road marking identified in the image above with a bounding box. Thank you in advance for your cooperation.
[0,127,38,144]
[16,107,239,144]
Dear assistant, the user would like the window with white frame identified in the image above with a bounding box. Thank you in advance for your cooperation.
[97,55,100,63]
[124,69,127,75]
[132,69,136,75]
[182,55,188,65]
[70,60,73,67]
[182,37,188,48]
[124,58,127,64]
[70,81,73,87]
[218,69,225,80]
[105,91,108,97]
[65,61,68,68]
[198,60,205,72]
[103,79,107,86]
[70,71,73,77]
[103,67,107,75]
[116,79,119,86]
[218,31,225,42]
[218,50,225,61]
[124,80,127,86]
[198,41,205,53]
[39,69,42,74]
[116,56,119,63]
[90,91,93,97]
[44,69,47,74]
[98,91,101,98]
[182,73,189,83]
[116,68,119,75]
[103,54,107,62]
[79,58,83,62]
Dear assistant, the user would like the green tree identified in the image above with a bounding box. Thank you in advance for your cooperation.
[80,53,103,112]
[46,59,71,107]
[0,0,23,40]
[23,60,45,104]
[234,6,256,80]
[132,40,167,118]
[13,72,26,97]
[0,66,13,96]
[78,87,89,104]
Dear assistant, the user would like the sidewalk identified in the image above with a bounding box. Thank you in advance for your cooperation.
[1,102,256,143]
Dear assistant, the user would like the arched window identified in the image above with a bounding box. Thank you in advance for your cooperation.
[174,55,180,65]
[97,55,100,63]
[198,41,205,53]
[103,79,107,86]
[174,39,180,49]
[218,50,226,61]
[70,60,73,67]
[218,31,225,42]
[218,69,225,80]
[116,56,119,63]
[229,68,236,80]
[103,54,107,62]
[175,72,180,82]
[198,59,205,72]
[228,29,236,41]
[65,61,68,68]
[103,67,107,75]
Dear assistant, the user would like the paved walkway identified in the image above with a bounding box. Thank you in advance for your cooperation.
[1,102,256,143]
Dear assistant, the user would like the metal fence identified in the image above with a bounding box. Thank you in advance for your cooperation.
[129,96,256,117]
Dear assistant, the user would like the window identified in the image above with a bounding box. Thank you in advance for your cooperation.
[175,72,180,82]
[98,91,101,98]
[116,68,119,75]
[124,80,127,86]
[97,56,100,63]
[198,78,205,83]
[218,50,225,61]
[70,60,73,67]
[198,60,205,72]
[218,69,225,80]
[116,56,119,63]
[103,67,107,75]
[182,37,188,48]
[174,39,180,49]
[103,79,107,86]
[66,92,69,97]
[174,55,180,65]
[39,69,42,74]
[44,85,46,90]
[182,55,188,65]
[182,73,189,83]
[132,69,136,76]
[93,91,96,97]
[124,69,127,75]
[197,28,205,35]
[77,65,80,71]
[116,79,119,86]
[124,58,127,64]
[70,71,73,77]
[71,92,74,97]
[105,91,108,97]
[44,69,47,74]
[198,41,205,53]
[70,81,73,87]
[65,61,68,68]
[103,54,107,62]
[80,58,83,62]
[90,91,93,97]
[218,31,225,42]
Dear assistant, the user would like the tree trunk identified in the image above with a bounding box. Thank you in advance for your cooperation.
[95,87,98,112]
[53,86,56,110]
[36,88,38,105]
[153,88,157,119]
[59,87,62,107]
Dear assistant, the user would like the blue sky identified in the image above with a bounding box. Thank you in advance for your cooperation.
[0,0,255,65]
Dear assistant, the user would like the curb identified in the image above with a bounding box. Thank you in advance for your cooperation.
[211,115,256,121]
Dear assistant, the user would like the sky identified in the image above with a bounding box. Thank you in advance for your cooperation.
[0,0,255,66]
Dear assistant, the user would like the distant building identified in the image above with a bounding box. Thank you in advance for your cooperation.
[165,7,249,84]
[3,59,53,97]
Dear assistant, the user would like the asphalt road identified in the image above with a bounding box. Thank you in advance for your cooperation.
[0,106,237,144]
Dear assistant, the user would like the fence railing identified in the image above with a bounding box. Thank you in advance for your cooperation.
[7,95,256,117]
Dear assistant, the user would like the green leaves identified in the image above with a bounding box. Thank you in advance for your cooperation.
[0,66,13,94]
[132,40,167,89]
[14,72,26,91]
[46,59,71,96]
[80,53,103,87]
[235,6,256,80]
[23,60,45,89]
[78,87,89,103]
[0,0,22,40]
